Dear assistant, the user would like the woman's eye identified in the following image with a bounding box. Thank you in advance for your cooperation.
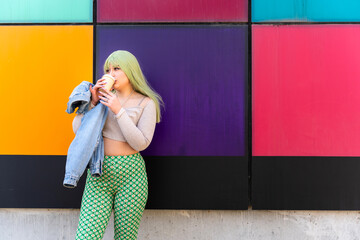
[114,67,120,70]
[105,69,109,73]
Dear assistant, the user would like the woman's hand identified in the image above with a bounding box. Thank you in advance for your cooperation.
[89,78,107,105]
[99,88,122,115]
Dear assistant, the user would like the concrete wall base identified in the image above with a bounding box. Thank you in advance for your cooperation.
[1,208,360,240]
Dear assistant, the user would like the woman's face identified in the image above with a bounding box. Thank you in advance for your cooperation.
[106,63,131,91]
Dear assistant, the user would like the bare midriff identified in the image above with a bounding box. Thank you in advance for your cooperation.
[103,137,138,156]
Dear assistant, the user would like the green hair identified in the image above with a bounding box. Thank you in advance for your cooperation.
[104,50,164,123]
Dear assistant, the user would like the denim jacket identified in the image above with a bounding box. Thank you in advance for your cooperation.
[63,81,109,188]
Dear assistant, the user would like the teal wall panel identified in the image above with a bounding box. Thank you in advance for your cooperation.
[252,0,360,22]
[0,0,92,23]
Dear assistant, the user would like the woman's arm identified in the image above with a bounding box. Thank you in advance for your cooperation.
[115,99,157,151]
[72,114,83,134]
[72,102,96,134]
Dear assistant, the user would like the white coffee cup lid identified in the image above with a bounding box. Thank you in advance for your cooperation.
[103,74,115,80]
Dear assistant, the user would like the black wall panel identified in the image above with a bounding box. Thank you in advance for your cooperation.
[0,155,248,209]
[252,156,360,210]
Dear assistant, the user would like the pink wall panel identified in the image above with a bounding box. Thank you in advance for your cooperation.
[98,0,247,22]
[253,25,360,156]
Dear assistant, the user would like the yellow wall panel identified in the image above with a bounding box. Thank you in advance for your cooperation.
[0,26,93,155]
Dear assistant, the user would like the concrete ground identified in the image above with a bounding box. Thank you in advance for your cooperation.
[1,208,360,239]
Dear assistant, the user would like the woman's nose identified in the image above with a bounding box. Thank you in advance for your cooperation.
[109,70,115,77]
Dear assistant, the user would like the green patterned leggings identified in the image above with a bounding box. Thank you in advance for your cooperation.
[75,153,148,240]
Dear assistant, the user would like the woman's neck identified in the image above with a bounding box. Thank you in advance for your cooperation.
[116,86,134,99]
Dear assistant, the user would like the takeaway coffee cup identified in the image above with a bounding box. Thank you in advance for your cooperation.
[99,74,115,94]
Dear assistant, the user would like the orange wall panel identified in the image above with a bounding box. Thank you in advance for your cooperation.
[0,26,93,155]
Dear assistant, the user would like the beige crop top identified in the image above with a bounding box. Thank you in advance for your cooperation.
[72,96,157,151]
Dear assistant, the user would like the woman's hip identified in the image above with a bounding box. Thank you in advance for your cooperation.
[86,152,147,188]
[103,153,147,176]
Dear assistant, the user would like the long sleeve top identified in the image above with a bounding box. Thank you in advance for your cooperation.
[72,96,157,151]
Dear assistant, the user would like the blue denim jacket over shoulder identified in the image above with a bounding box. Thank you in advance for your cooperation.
[63,81,109,188]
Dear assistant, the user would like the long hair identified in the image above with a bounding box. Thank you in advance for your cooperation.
[103,50,164,123]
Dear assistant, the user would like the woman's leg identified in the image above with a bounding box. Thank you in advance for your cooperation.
[113,153,148,240]
[75,157,117,240]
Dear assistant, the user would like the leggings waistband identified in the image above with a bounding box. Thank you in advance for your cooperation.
[104,152,141,158]
[104,152,142,162]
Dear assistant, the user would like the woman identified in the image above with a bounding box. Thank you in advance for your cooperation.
[73,50,163,240]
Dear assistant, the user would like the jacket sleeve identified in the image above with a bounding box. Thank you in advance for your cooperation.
[115,99,157,151]
[72,102,96,134]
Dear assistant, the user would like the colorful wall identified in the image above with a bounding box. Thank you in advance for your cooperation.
[0,0,359,210]
[251,0,360,210]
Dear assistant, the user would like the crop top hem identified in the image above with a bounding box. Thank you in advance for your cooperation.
[102,133,127,142]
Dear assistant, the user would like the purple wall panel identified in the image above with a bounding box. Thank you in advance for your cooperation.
[96,26,247,156]
[98,0,248,22]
